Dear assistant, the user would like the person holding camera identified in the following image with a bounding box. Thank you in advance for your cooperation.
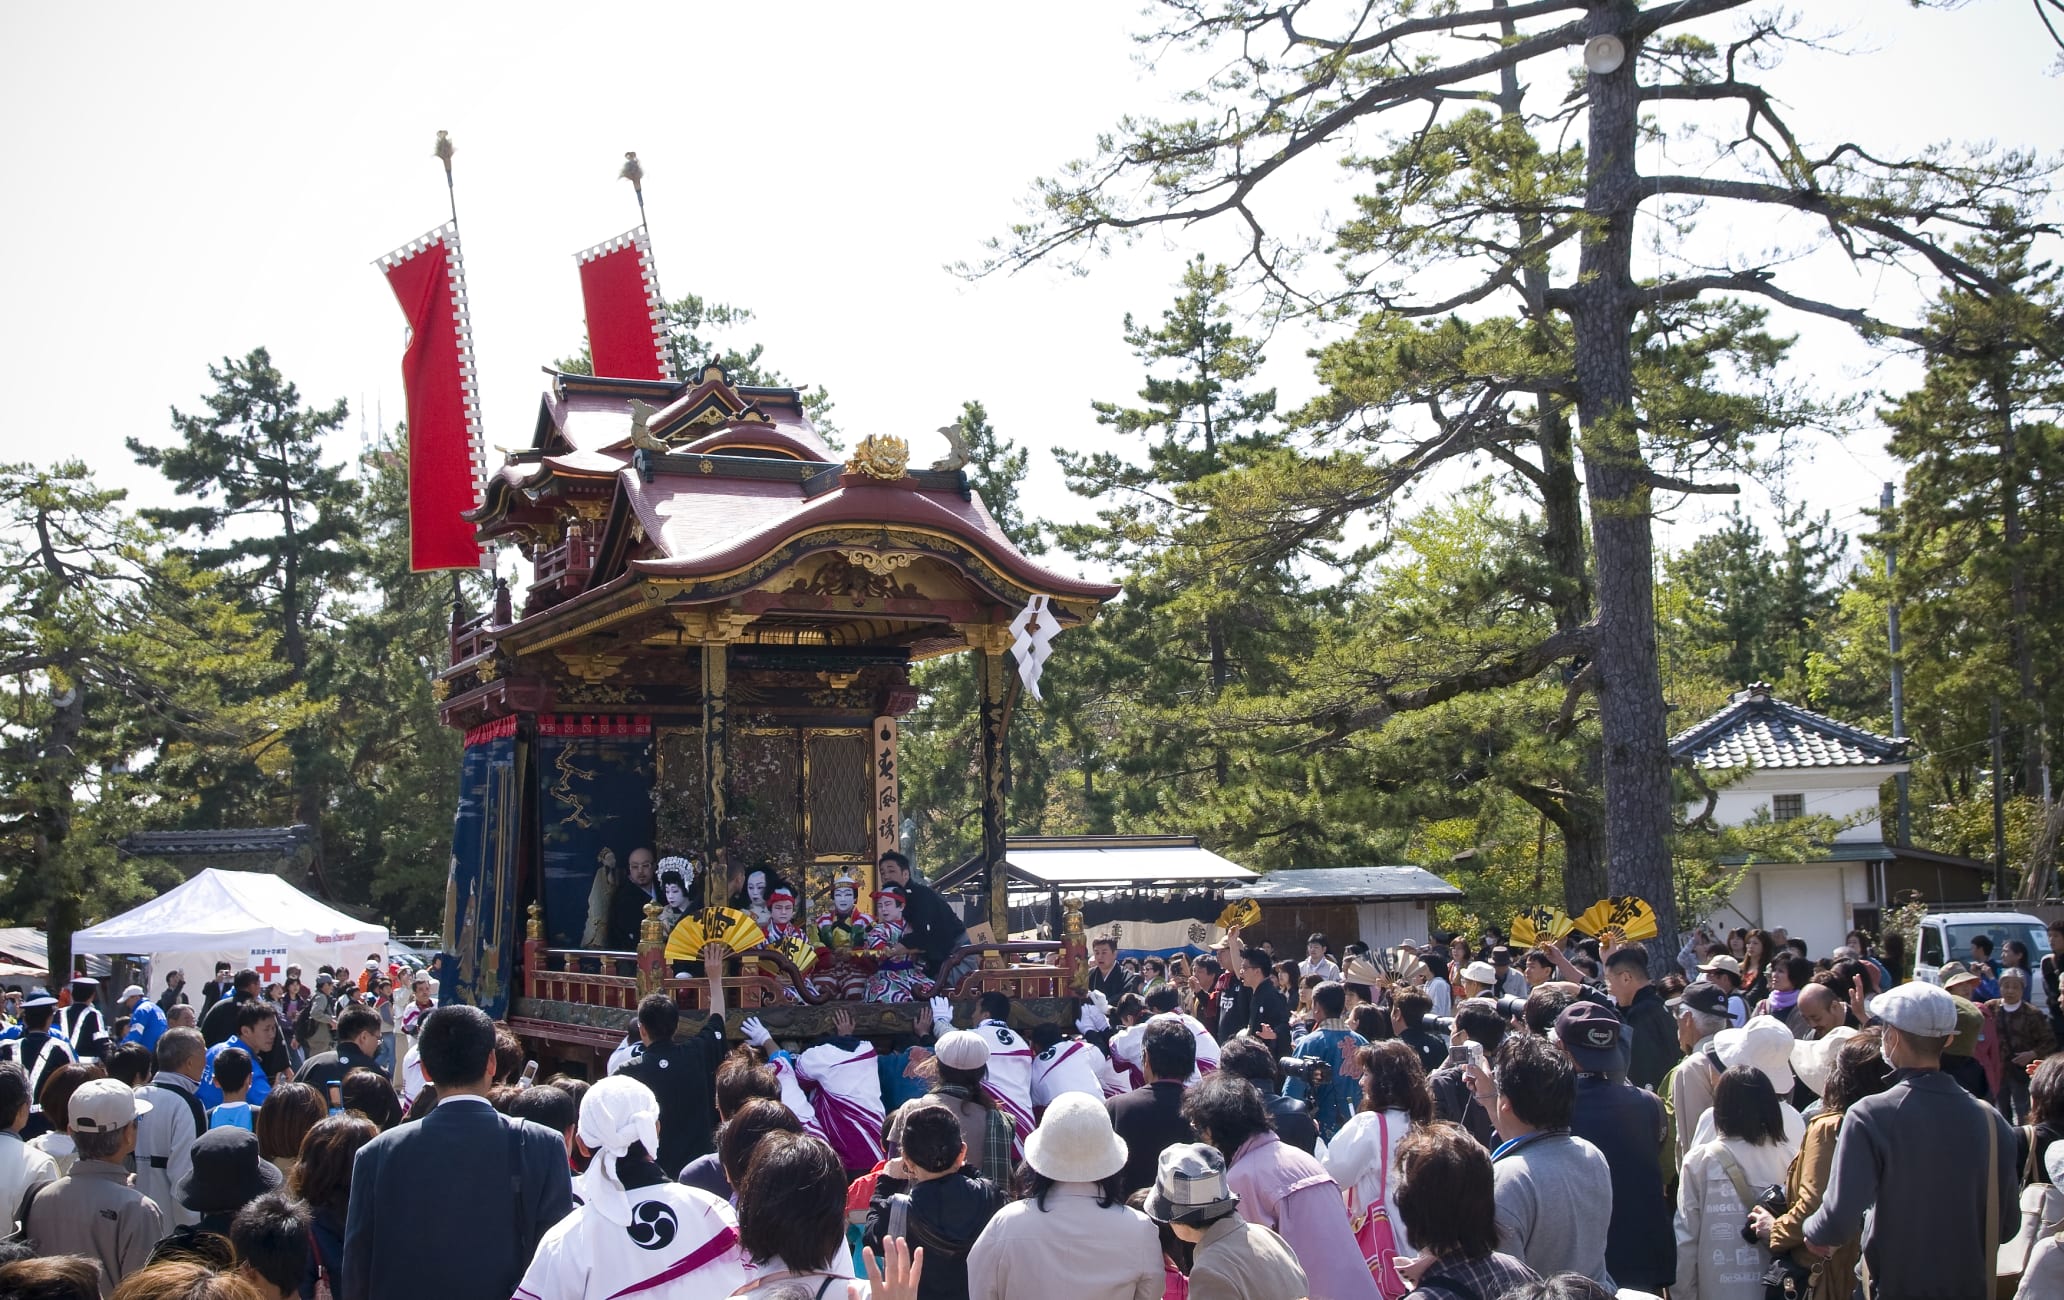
[1287,982,1369,1140]
[1672,1065,1796,1300]
[1429,999,1504,1147]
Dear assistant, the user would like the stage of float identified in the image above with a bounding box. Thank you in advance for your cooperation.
[436,365,1117,1061]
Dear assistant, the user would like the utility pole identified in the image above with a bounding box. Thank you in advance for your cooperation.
[1883,483,1912,846]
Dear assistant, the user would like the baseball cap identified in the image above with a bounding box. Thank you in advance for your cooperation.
[1553,1001,1626,1073]
[69,1078,151,1134]
[1669,980,1730,1018]
[119,985,146,1002]
[1697,954,1743,978]
[1869,980,1958,1039]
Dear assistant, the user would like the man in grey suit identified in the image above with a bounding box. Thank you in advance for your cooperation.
[342,1006,572,1300]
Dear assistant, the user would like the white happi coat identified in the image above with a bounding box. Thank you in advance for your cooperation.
[1108,1011,1220,1085]
[513,1181,748,1300]
[1031,1038,1129,1110]
[973,1019,1037,1158]
[766,1051,824,1142]
[795,1041,885,1170]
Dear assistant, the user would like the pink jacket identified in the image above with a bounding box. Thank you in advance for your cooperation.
[1227,1131,1380,1300]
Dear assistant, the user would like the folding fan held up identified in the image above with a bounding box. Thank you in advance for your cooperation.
[1381,945,1428,987]
[664,906,768,962]
[1510,907,1575,949]
[1572,896,1659,950]
[1217,898,1262,932]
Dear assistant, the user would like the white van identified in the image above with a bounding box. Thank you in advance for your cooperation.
[1911,910,2053,985]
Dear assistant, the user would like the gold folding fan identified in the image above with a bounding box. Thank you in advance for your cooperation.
[1216,898,1262,931]
[1572,896,1659,948]
[771,934,817,974]
[1510,907,1575,949]
[664,906,767,961]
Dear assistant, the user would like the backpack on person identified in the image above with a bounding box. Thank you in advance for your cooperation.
[294,1000,317,1043]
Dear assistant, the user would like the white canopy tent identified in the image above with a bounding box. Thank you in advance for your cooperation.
[72,869,389,998]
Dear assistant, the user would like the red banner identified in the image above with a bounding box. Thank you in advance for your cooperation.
[575,227,672,382]
[378,224,485,572]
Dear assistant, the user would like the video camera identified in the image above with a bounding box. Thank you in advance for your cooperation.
[1279,1056,1333,1090]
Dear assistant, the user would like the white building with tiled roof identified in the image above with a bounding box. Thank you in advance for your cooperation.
[1669,683,1984,955]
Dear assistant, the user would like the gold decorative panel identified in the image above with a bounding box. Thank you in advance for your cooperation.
[654,727,704,857]
[734,729,803,874]
[805,729,871,861]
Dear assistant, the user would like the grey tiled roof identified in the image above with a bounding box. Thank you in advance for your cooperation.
[1668,683,1908,770]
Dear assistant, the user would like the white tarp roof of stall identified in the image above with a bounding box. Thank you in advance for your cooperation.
[73,869,387,954]
[1001,837,1257,888]
[1225,866,1465,902]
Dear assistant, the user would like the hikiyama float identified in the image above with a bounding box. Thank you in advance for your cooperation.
[432,363,1118,1068]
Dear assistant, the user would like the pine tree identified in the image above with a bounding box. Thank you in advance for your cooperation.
[127,348,360,890]
[0,464,313,975]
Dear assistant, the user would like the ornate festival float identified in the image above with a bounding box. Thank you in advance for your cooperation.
[379,166,1116,1071]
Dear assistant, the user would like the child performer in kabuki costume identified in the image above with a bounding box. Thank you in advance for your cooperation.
[763,887,808,945]
[655,856,696,937]
[812,874,875,953]
[862,884,932,1003]
[513,1075,749,1300]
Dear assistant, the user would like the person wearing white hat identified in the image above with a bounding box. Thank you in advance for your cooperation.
[119,984,168,1053]
[1460,960,1501,999]
[19,1077,162,1292]
[966,1092,1162,1300]
[1697,955,1750,1027]
[1689,1019,1808,1151]
[882,1027,1016,1190]
[512,1074,749,1300]
[1801,980,2018,1299]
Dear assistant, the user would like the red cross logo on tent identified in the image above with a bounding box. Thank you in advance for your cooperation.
[253,955,281,982]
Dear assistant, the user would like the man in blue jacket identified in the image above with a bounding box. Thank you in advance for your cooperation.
[343,1005,573,1300]
[197,1003,278,1108]
[1555,1001,1673,1294]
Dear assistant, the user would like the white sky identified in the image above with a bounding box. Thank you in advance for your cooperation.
[1,2,2058,576]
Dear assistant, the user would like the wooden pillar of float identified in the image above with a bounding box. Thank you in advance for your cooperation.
[965,624,1015,940]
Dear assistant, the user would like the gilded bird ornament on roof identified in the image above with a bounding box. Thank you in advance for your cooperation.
[627,399,666,452]
[930,422,972,473]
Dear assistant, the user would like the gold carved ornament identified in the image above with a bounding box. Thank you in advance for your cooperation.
[845,434,910,481]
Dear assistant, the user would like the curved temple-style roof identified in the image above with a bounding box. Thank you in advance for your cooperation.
[617,467,1116,601]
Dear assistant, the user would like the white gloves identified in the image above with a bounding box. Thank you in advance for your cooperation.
[741,1017,772,1049]
[929,996,955,1030]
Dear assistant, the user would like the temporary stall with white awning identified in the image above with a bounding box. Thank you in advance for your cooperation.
[72,869,389,998]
